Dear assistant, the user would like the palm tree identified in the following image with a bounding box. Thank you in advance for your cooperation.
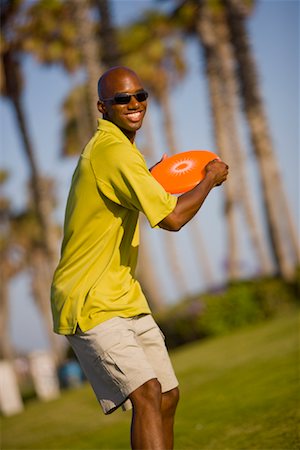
[61,84,93,156]
[1,49,57,266]
[70,0,103,126]
[120,11,185,154]
[21,0,80,72]
[0,172,18,360]
[9,197,64,361]
[171,0,293,278]
[188,219,215,287]
[136,216,167,313]
[29,244,65,360]
[223,0,299,279]
[22,0,95,150]
[94,0,120,67]
[1,0,66,360]
[0,172,64,360]
[204,3,274,276]
[192,0,242,280]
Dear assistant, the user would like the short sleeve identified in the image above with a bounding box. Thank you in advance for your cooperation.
[90,142,177,228]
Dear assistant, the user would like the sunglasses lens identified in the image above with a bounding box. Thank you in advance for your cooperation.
[135,91,148,102]
[118,91,149,104]
[114,94,131,104]
[112,91,149,104]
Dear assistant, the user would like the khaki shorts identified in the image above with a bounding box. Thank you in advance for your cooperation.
[66,314,178,414]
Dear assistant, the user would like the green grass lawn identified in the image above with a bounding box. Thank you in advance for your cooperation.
[2,312,299,450]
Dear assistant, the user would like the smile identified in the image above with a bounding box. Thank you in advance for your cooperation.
[126,111,144,122]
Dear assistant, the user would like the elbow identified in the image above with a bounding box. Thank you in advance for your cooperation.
[158,214,183,232]
[159,223,182,232]
[161,223,182,232]
[169,221,183,232]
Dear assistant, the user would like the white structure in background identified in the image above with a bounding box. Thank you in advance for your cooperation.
[29,351,60,401]
[0,361,24,416]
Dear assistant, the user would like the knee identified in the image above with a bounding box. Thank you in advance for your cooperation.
[129,378,162,410]
[142,378,162,402]
[162,387,180,415]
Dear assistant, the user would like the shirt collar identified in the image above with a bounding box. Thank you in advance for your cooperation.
[97,118,134,146]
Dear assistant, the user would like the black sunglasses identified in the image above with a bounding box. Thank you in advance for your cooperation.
[101,90,149,105]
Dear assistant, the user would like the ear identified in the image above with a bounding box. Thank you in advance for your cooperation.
[97,100,106,114]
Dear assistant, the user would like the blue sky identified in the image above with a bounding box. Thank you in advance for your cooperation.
[1,0,299,353]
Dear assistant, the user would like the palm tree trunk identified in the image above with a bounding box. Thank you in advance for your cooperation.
[140,113,157,161]
[3,55,60,357]
[8,90,57,266]
[94,0,121,66]
[0,264,14,360]
[29,248,64,364]
[73,85,94,144]
[72,0,102,127]
[0,256,30,361]
[188,219,215,288]
[212,10,274,276]
[140,110,190,296]
[0,209,27,360]
[159,85,217,289]
[136,217,167,313]
[224,0,299,279]
[196,1,241,280]
[160,88,179,155]
[161,231,191,296]
[2,7,61,362]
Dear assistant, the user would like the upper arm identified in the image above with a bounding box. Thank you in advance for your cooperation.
[91,143,177,227]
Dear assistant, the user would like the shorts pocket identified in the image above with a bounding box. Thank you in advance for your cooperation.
[89,331,123,360]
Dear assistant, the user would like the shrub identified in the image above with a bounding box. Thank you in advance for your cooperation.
[198,284,264,337]
[156,275,298,349]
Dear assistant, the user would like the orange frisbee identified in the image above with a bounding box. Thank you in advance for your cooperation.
[151,150,219,194]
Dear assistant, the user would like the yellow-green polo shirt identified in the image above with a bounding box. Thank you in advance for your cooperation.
[51,119,177,334]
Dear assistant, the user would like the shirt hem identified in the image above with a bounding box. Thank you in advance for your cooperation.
[53,310,152,335]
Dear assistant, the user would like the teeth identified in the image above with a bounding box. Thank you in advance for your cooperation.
[127,112,141,120]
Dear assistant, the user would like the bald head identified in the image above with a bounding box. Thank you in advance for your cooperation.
[98,66,142,100]
[96,66,147,143]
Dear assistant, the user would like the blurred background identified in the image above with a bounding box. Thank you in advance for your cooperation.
[0,0,299,436]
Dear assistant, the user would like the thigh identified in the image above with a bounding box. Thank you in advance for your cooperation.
[134,315,179,393]
[67,317,156,414]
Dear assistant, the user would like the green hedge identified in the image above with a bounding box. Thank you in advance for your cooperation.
[156,275,299,349]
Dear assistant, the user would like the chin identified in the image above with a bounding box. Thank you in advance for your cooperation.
[124,123,142,133]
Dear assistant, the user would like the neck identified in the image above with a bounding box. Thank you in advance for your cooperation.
[121,129,136,143]
[103,116,136,143]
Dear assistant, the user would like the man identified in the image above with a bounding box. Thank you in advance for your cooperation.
[51,66,228,449]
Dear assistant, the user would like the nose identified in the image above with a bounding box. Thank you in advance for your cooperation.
[128,96,140,109]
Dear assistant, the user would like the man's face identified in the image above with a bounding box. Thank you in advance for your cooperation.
[97,71,147,143]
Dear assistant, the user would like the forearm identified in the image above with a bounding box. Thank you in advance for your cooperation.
[158,172,216,231]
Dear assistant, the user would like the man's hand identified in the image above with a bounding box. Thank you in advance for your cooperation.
[149,153,168,172]
[158,158,229,232]
[205,159,229,187]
